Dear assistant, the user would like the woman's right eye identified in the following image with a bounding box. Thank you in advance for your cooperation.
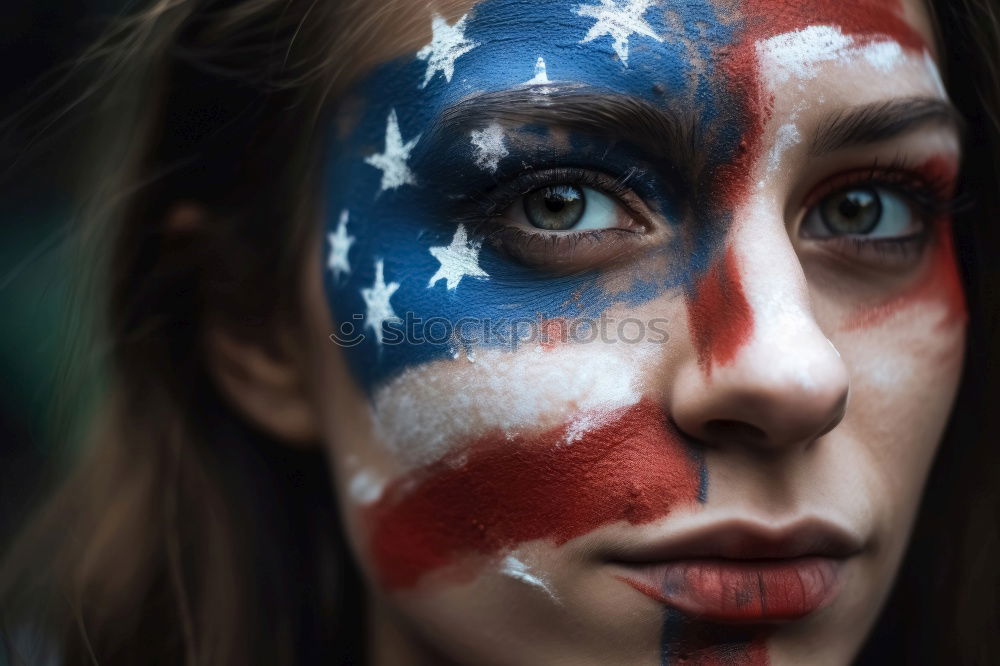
[521,184,623,232]
[480,173,659,271]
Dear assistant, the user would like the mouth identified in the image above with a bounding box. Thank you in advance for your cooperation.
[610,518,863,624]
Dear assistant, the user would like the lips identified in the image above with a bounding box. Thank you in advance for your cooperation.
[612,519,862,624]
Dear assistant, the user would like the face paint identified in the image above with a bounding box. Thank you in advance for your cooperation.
[683,0,932,370]
[365,399,702,589]
[685,246,754,372]
[847,225,966,331]
[320,0,948,662]
[659,611,770,666]
[619,557,839,622]
[712,0,927,208]
[325,0,751,393]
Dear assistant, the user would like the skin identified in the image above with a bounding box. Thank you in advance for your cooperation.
[209,0,965,664]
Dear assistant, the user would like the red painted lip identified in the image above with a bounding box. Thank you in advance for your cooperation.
[618,557,842,623]
[609,519,862,623]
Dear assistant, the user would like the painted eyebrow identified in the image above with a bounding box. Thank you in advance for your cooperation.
[435,85,703,170]
[810,97,963,155]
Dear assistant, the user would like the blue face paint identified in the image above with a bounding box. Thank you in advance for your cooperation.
[323,0,747,394]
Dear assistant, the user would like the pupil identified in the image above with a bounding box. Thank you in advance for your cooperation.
[822,187,882,235]
[545,195,567,213]
[524,184,586,231]
[840,197,863,218]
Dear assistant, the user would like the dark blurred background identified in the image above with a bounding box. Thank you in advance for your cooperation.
[1,1,121,548]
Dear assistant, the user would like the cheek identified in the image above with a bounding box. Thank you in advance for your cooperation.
[834,302,964,504]
[364,397,704,590]
[846,221,968,332]
[349,337,703,592]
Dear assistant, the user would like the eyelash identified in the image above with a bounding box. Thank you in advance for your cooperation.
[459,166,651,269]
[469,166,642,218]
[459,158,962,270]
[804,157,963,263]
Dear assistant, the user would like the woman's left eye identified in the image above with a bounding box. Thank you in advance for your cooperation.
[800,186,922,240]
[520,184,623,232]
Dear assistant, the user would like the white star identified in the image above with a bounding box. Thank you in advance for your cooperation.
[362,259,401,345]
[575,0,662,66]
[364,109,420,192]
[428,224,488,290]
[416,13,479,88]
[524,56,551,84]
[469,123,509,173]
[327,209,355,280]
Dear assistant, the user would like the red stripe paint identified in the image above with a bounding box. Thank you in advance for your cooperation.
[540,317,570,350]
[663,615,771,666]
[844,157,966,329]
[695,2,928,371]
[365,400,702,589]
[686,246,754,373]
[846,220,967,331]
[715,0,926,209]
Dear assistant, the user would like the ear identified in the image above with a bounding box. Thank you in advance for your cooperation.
[204,324,321,447]
[166,203,321,446]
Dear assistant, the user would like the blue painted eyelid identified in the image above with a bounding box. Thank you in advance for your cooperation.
[323,0,746,392]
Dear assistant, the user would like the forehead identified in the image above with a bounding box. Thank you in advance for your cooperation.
[342,0,939,87]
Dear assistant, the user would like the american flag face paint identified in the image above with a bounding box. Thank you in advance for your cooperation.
[326,0,748,394]
[318,0,963,664]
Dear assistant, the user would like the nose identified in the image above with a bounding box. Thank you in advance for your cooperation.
[669,226,850,452]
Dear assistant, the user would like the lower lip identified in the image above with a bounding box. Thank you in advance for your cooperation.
[617,557,843,623]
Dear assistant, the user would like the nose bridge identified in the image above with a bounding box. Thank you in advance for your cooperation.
[738,215,821,359]
[672,209,850,451]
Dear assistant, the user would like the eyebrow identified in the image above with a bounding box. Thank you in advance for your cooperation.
[435,87,962,171]
[810,97,963,155]
[436,85,704,172]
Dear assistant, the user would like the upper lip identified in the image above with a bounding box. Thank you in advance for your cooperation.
[607,517,865,563]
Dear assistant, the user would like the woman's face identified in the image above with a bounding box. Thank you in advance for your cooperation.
[301,0,965,663]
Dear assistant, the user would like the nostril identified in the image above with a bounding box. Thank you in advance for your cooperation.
[703,419,766,444]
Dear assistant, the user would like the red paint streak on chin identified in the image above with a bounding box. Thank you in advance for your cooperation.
[716,0,926,208]
[366,400,701,589]
[686,247,754,372]
[667,628,770,666]
[846,221,967,331]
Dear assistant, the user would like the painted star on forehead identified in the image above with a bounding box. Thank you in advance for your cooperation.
[575,0,662,66]
[327,209,355,280]
[525,56,551,84]
[469,122,509,173]
[362,259,402,345]
[428,224,489,291]
[365,109,420,193]
[416,12,479,88]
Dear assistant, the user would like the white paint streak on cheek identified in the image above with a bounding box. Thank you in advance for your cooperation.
[563,409,614,446]
[500,554,559,602]
[371,344,651,469]
[348,469,386,505]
